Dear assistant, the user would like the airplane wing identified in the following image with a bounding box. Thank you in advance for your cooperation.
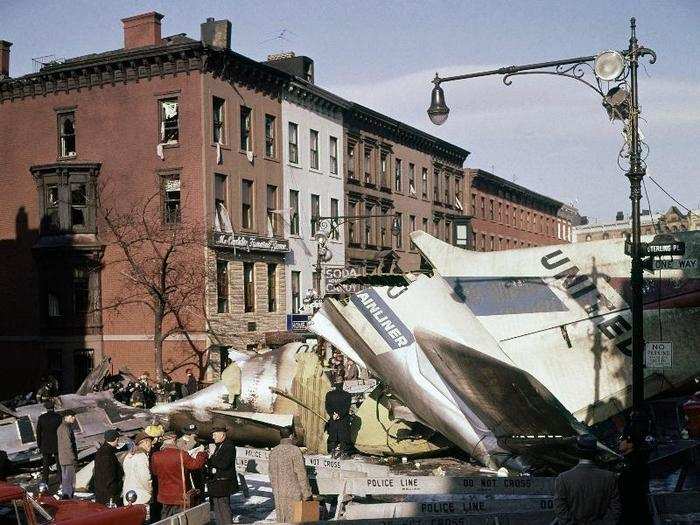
[414,327,582,438]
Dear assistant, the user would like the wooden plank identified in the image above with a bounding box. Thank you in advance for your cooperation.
[317,475,554,496]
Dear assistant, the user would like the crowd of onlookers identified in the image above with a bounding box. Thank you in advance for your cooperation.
[32,396,316,524]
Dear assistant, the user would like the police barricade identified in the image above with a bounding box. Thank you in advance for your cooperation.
[279,512,556,525]
[234,446,390,478]
[151,502,210,525]
[315,475,554,496]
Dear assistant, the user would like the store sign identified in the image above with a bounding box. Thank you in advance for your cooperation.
[324,265,363,294]
[645,342,672,368]
[286,314,310,332]
[211,231,289,253]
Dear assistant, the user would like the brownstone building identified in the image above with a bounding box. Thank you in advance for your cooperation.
[344,106,469,273]
[466,169,572,251]
[0,13,292,394]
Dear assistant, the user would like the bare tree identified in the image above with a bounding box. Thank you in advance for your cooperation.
[97,187,213,382]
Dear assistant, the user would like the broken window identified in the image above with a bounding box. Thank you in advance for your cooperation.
[394,158,402,192]
[73,267,90,315]
[329,136,338,174]
[58,112,76,157]
[291,271,300,314]
[395,212,403,249]
[163,175,181,224]
[409,163,416,196]
[70,183,87,228]
[216,260,229,313]
[267,263,277,312]
[213,97,225,144]
[241,179,253,229]
[214,174,232,233]
[267,185,278,237]
[289,190,300,235]
[380,152,388,187]
[347,143,356,179]
[265,114,276,157]
[160,99,179,143]
[240,106,252,151]
[45,184,60,231]
[310,194,320,236]
[243,262,255,312]
[364,148,372,184]
[310,129,319,170]
[288,122,299,164]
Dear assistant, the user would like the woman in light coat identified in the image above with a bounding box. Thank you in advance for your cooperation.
[122,432,153,516]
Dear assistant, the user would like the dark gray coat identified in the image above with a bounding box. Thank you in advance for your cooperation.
[554,461,621,524]
[57,421,77,466]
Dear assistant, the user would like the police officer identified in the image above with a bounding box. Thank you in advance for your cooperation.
[325,374,353,457]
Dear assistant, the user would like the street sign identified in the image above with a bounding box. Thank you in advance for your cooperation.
[645,342,672,368]
[640,241,686,257]
[652,258,698,271]
[286,314,311,332]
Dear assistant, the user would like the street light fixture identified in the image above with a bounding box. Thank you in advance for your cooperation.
[426,18,656,508]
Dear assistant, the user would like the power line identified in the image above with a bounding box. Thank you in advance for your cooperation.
[648,175,697,216]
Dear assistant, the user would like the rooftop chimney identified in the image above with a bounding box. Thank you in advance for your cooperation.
[121,12,164,49]
[266,53,315,84]
[201,18,231,50]
[0,40,11,79]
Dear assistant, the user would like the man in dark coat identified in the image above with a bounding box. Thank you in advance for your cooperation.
[36,399,62,487]
[206,426,238,525]
[57,410,78,499]
[94,429,123,506]
[324,377,353,457]
[553,434,621,524]
[185,369,198,396]
[618,431,652,525]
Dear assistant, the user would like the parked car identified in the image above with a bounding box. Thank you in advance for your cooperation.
[0,481,146,525]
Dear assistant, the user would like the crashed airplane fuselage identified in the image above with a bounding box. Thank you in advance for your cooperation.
[310,230,700,469]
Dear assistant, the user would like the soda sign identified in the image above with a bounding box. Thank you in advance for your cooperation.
[645,342,672,368]
[324,266,362,294]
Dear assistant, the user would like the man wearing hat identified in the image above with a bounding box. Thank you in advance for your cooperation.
[553,434,621,524]
[56,410,78,499]
[122,432,154,517]
[36,399,62,488]
[151,431,208,517]
[94,429,123,506]
[176,424,199,451]
[206,426,238,525]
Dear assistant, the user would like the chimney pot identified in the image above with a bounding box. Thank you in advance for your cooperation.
[0,40,12,78]
[121,12,164,49]
[201,18,231,50]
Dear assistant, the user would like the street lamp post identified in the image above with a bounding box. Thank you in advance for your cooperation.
[428,17,655,447]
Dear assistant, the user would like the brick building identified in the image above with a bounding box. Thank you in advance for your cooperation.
[344,106,469,273]
[0,13,293,394]
[464,169,573,251]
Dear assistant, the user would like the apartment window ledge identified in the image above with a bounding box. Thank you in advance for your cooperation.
[309,168,324,175]
[210,143,231,150]
[288,162,303,169]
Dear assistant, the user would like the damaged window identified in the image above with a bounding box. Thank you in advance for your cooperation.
[58,112,76,157]
[70,183,87,228]
[267,185,278,237]
[242,179,253,229]
[213,97,225,144]
[240,106,252,152]
[73,267,90,314]
[422,167,428,199]
[214,174,232,233]
[45,184,60,231]
[265,114,276,157]
[163,175,181,224]
[160,99,179,144]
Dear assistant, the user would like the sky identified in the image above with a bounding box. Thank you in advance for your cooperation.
[2,0,698,220]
